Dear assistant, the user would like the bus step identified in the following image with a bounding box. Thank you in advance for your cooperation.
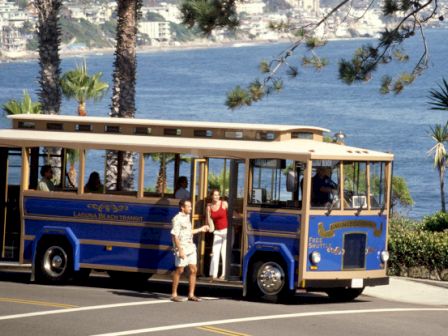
[0,261,31,271]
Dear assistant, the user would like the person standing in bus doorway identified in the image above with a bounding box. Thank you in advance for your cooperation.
[207,189,229,281]
[37,165,55,191]
[171,199,208,302]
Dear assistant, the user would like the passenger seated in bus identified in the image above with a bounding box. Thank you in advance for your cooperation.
[311,167,337,206]
[37,165,55,192]
[174,176,190,199]
[84,171,104,193]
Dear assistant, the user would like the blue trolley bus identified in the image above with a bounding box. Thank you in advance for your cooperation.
[0,114,393,301]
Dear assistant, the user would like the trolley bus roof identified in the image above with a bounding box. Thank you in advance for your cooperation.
[7,114,330,133]
[0,129,393,161]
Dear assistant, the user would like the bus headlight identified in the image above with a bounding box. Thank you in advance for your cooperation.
[310,251,321,265]
[380,250,389,263]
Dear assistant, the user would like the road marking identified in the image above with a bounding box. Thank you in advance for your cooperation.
[91,307,448,336]
[197,325,251,336]
[0,297,79,309]
[0,299,171,321]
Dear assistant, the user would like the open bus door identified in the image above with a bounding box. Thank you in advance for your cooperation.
[226,159,246,280]
[191,158,209,276]
[0,148,22,261]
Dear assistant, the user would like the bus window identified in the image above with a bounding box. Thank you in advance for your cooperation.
[343,161,368,209]
[29,147,67,192]
[99,150,139,195]
[84,150,105,194]
[208,158,230,198]
[143,153,177,198]
[311,160,341,209]
[370,162,386,209]
[249,159,302,209]
[63,149,79,192]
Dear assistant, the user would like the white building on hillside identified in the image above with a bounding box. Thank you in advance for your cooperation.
[139,21,171,41]
[236,0,266,16]
[301,0,320,13]
[142,3,181,24]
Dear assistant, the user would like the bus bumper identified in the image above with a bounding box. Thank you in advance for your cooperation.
[302,276,389,289]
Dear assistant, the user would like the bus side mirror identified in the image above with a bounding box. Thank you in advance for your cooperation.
[286,171,298,192]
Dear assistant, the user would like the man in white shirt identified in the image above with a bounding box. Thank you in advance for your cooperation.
[171,199,207,302]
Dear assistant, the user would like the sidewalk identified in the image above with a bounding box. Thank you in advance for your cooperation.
[363,276,448,306]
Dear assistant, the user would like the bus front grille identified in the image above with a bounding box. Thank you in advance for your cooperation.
[343,233,366,270]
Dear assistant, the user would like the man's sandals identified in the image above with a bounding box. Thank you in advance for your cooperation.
[188,296,201,302]
[170,296,201,302]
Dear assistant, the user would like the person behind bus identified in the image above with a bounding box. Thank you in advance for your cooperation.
[84,171,104,193]
[207,189,229,281]
[174,176,190,199]
[170,199,208,302]
[37,165,55,192]
[311,167,337,206]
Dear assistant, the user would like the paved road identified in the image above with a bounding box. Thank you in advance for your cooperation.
[0,271,447,336]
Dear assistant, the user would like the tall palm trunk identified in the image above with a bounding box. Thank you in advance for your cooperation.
[439,167,446,212]
[35,0,62,115]
[105,0,141,191]
[35,0,62,184]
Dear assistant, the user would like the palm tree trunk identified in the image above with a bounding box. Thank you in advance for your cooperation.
[439,168,446,212]
[105,0,142,191]
[156,157,167,194]
[35,0,62,115]
[78,101,87,116]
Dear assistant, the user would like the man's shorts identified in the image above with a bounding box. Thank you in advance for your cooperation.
[175,250,197,268]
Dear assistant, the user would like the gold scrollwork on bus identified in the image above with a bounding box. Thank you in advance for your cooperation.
[318,220,383,238]
[87,203,129,213]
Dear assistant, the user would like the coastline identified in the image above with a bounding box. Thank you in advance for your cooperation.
[0,39,287,63]
[0,35,378,63]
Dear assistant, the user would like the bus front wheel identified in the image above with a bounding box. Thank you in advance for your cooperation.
[325,287,364,302]
[248,260,293,302]
[35,241,73,284]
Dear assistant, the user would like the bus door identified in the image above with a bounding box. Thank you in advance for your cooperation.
[191,158,209,276]
[0,148,22,261]
[226,159,246,280]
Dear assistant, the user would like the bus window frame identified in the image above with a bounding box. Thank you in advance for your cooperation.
[308,159,391,214]
[247,158,305,212]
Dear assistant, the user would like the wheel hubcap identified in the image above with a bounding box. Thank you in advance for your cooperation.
[43,246,67,278]
[257,262,285,295]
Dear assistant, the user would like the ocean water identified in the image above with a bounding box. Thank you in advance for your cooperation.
[1,29,447,218]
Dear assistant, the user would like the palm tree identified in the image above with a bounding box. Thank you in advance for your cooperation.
[428,79,448,212]
[429,78,448,111]
[35,0,62,115]
[60,61,109,116]
[106,0,142,191]
[2,90,41,115]
[428,123,448,212]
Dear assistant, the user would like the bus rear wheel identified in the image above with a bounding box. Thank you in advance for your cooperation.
[248,260,293,302]
[35,241,73,284]
[325,287,364,302]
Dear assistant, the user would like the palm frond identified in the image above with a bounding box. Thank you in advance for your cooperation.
[428,78,448,110]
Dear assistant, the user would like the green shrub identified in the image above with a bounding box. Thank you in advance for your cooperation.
[388,216,448,278]
[423,211,448,232]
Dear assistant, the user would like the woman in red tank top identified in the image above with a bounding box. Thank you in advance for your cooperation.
[207,189,229,281]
